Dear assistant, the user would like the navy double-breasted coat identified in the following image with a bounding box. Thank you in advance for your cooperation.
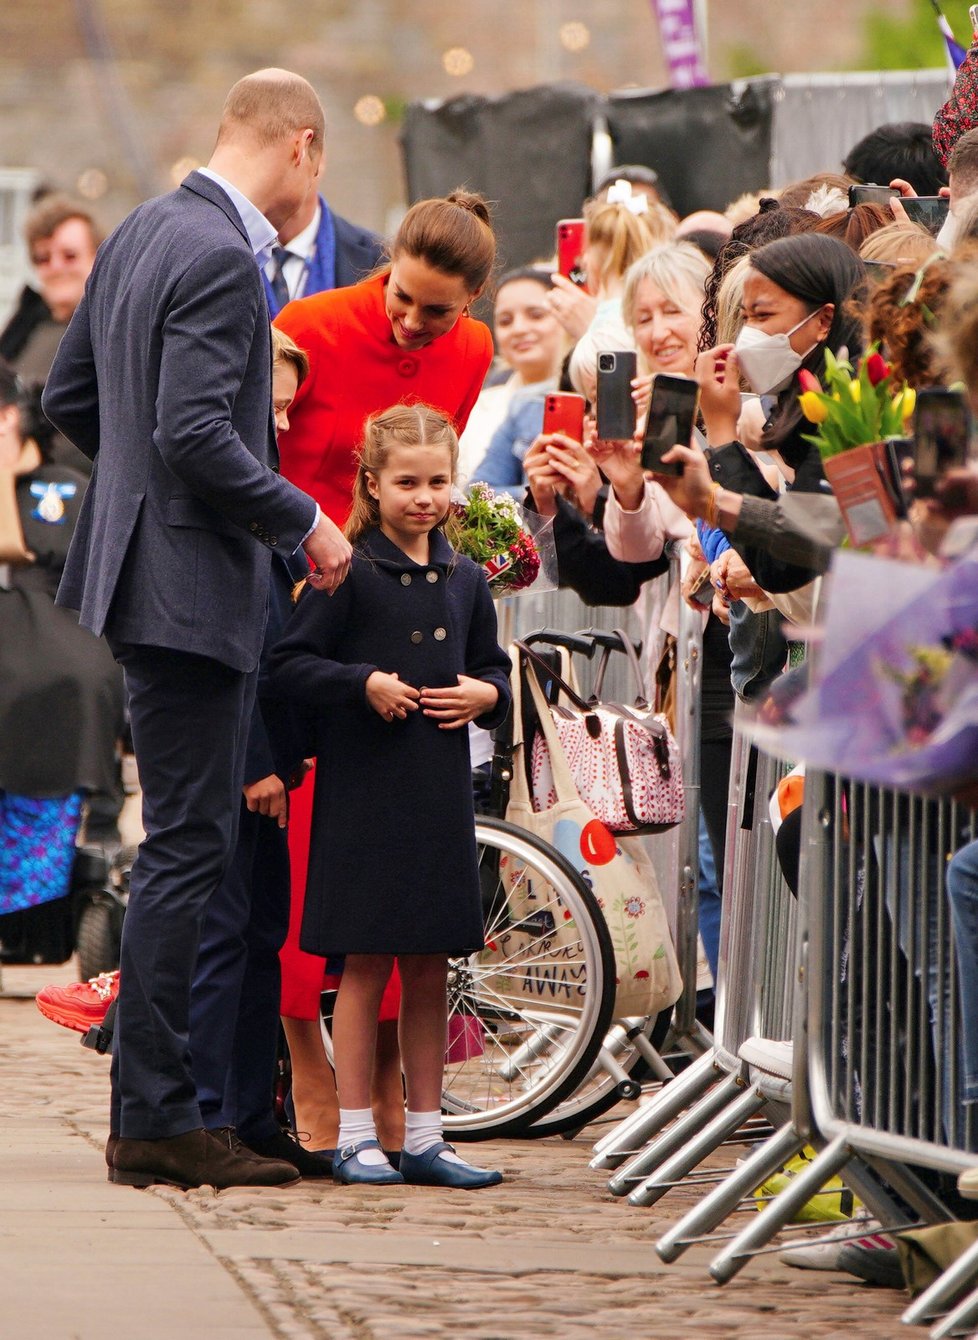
[266,527,512,955]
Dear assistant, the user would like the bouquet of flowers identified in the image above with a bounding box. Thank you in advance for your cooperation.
[797,345,915,458]
[446,484,548,594]
[748,551,978,796]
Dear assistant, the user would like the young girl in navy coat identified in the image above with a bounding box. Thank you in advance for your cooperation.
[268,403,512,1189]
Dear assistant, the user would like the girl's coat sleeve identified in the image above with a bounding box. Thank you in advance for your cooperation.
[266,580,377,711]
[465,571,513,732]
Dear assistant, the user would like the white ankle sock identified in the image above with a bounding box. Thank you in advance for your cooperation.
[403,1110,466,1165]
[337,1108,388,1166]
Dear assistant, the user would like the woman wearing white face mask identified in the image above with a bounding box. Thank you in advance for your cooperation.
[687,233,866,593]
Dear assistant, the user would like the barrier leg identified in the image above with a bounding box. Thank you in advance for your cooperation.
[709,1135,851,1284]
[628,1083,767,1207]
[656,1121,803,1262]
[929,1280,978,1339]
[902,1237,978,1328]
[590,1049,719,1169]
[607,1071,744,1197]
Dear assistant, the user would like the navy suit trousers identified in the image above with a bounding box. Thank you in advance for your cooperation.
[108,642,256,1139]
[190,798,290,1140]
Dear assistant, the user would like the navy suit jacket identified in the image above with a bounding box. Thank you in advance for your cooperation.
[333,211,385,288]
[42,171,317,673]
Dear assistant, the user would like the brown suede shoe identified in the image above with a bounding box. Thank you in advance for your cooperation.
[112,1127,300,1189]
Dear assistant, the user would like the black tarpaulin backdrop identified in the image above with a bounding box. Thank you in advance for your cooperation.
[400,81,776,273]
[605,81,775,217]
[401,83,600,273]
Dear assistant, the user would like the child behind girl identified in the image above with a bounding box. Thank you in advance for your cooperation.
[267,403,512,1188]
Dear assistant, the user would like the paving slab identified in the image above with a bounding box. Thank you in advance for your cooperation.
[0,963,913,1339]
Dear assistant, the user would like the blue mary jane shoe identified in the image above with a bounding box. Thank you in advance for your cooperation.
[333,1140,404,1186]
[399,1141,503,1189]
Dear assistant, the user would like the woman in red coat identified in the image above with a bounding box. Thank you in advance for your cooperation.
[273,191,495,1155]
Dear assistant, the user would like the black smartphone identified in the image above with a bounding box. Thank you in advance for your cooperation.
[913,388,972,498]
[640,373,699,476]
[900,195,950,236]
[848,183,898,208]
[882,435,913,519]
[595,350,638,441]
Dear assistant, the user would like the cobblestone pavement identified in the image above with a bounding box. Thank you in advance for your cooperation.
[0,964,912,1339]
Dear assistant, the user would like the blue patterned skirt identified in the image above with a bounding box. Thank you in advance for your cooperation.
[0,790,83,915]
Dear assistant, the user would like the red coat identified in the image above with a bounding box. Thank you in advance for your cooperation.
[273,273,493,524]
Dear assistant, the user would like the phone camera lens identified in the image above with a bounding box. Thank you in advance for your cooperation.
[598,354,614,372]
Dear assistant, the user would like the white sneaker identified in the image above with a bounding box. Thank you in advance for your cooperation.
[778,1209,894,1270]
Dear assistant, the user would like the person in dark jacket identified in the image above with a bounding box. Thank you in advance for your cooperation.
[268,403,511,1190]
[0,360,124,919]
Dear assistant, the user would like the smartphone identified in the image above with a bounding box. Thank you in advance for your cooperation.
[900,195,950,236]
[640,373,699,476]
[542,391,586,444]
[595,350,638,441]
[882,435,913,519]
[913,388,972,498]
[556,218,588,290]
[848,183,899,208]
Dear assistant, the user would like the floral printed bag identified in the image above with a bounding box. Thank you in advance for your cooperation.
[505,644,682,1019]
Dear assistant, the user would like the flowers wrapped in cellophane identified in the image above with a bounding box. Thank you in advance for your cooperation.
[748,550,978,796]
[446,484,557,596]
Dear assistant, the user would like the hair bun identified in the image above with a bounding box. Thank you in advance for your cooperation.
[446,189,493,228]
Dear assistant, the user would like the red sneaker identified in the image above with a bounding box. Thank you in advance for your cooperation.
[36,971,120,1033]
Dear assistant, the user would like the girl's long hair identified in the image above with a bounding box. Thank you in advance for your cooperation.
[345,402,460,545]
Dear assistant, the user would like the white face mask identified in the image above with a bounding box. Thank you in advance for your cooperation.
[733,308,825,395]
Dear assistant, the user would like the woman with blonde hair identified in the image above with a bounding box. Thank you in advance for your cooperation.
[552,191,676,402]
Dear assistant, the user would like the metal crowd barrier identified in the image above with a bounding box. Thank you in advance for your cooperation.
[494,556,712,1127]
[594,712,799,1212]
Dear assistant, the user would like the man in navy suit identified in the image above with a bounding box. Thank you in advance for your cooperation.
[43,68,351,1190]
[262,178,384,316]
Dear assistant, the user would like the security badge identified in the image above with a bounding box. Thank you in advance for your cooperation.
[29,480,76,523]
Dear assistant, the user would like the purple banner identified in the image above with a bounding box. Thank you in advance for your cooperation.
[651,0,709,89]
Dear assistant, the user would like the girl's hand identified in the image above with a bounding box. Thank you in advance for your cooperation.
[631,373,652,420]
[420,676,499,729]
[524,434,566,517]
[694,344,741,444]
[544,432,603,517]
[546,273,597,340]
[366,670,421,722]
[243,773,288,829]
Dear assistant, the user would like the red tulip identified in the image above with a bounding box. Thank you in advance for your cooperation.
[797,368,821,393]
[865,351,890,386]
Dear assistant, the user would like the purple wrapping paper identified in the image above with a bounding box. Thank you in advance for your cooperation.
[748,552,978,795]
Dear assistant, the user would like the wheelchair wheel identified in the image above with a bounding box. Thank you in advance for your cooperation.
[318,816,616,1140]
[76,900,119,981]
[441,816,616,1140]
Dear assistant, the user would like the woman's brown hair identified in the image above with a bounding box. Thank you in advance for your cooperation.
[864,257,952,388]
[345,403,459,544]
[390,190,496,294]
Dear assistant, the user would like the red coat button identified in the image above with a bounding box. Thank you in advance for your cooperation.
[397,357,419,378]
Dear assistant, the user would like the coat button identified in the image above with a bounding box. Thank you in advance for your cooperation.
[426,570,438,583]
[250,522,258,532]
[433,627,447,641]
[401,573,412,586]
[397,357,419,378]
[269,536,278,546]
[410,630,423,644]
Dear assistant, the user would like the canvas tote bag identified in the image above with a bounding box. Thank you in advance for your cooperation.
[506,645,683,1019]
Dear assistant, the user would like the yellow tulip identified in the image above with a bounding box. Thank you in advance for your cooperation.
[799,390,828,423]
[848,379,861,403]
[896,386,916,420]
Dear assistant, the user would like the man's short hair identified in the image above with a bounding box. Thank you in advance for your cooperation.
[843,121,947,196]
[948,128,978,198]
[24,194,101,255]
[217,70,325,155]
